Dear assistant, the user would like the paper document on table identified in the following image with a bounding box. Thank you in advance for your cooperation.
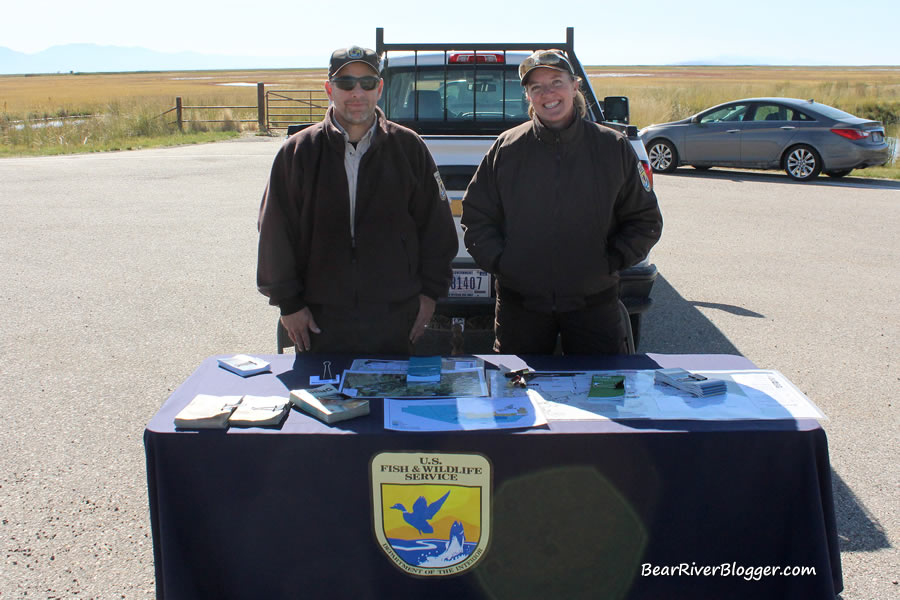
[633,369,826,420]
[384,392,547,431]
[349,358,480,372]
[341,368,488,398]
[488,370,653,420]
[537,371,655,420]
[538,377,577,392]
[730,371,826,419]
[349,359,407,372]
[475,354,532,373]
[487,368,825,421]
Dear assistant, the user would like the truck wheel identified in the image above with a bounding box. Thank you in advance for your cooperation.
[647,140,678,173]
[784,145,822,181]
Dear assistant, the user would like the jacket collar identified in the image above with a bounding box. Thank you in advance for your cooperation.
[323,105,387,151]
[532,111,584,146]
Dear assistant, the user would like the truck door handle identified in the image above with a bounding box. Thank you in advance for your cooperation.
[780,126,796,130]
[726,129,740,134]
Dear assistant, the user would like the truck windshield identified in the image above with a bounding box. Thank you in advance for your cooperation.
[382,66,528,122]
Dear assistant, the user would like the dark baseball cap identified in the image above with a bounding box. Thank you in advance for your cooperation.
[329,46,380,78]
[519,49,575,85]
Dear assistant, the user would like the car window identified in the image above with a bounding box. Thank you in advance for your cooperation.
[752,104,787,121]
[805,102,855,120]
[791,110,815,122]
[382,67,527,121]
[699,104,750,123]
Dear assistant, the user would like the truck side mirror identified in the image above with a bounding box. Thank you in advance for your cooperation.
[604,96,629,124]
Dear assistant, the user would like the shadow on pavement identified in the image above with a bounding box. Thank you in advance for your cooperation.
[663,167,900,190]
[644,276,891,555]
[639,275,745,355]
[832,470,891,552]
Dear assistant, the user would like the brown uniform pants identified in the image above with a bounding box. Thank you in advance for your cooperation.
[494,287,626,355]
[307,297,419,355]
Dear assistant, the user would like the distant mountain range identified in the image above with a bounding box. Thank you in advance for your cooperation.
[0,44,321,74]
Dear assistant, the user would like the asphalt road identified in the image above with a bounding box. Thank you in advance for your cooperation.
[0,136,897,599]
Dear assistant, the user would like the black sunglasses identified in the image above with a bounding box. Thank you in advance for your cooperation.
[330,75,380,91]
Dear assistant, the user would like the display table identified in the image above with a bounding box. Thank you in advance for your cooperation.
[144,353,842,599]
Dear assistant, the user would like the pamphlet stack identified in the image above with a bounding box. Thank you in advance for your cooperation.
[655,368,727,397]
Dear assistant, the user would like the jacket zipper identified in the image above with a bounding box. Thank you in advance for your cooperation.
[552,132,562,312]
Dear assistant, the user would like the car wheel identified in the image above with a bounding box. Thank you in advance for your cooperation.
[784,145,822,181]
[647,140,678,173]
[826,170,852,178]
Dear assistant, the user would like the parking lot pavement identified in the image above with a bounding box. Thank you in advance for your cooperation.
[0,139,897,598]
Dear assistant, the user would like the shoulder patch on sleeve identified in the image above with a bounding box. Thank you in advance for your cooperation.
[434,170,449,203]
[637,161,652,192]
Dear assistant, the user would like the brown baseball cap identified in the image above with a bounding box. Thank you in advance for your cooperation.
[329,46,380,78]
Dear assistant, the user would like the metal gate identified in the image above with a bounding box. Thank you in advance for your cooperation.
[265,89,329,131]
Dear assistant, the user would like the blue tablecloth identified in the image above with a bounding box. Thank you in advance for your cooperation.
[144,353,841,599]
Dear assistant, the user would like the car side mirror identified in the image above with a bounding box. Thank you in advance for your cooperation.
[691,115,701,124]
[604,96,629,124]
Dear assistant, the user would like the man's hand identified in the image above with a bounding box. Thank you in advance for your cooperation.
[281,308,321,352]
[409,295,436,344]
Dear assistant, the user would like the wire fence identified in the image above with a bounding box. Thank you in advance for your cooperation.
[157,84,329,132]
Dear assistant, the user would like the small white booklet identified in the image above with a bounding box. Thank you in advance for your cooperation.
[174,394,243,429]
[217,355,270,377]
[228,395,290,427]
[290,384,370,424]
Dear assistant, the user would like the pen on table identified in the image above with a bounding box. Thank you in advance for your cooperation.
[530,372,586,378]
[506,370,586,379]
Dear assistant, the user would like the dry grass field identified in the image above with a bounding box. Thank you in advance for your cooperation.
[1,65,897,174]
[0,69,327,120]
[0,69,330,156]
[585,65,900,128]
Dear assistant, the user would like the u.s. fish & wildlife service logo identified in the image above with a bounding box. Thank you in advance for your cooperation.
[371,452,491,577]
[433,170,449,203]
[637,161,653,192]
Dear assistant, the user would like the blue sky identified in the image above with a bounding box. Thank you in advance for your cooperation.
[4,0,899,65]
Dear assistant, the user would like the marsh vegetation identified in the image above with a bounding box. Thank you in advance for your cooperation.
[1,65,897,177]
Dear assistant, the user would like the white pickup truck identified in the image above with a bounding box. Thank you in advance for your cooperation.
[374,28,659,350]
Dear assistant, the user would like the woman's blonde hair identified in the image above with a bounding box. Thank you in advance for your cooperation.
[526,74,588,120]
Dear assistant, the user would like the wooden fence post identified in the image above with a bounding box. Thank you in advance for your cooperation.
[257,83,267,133]
[175,97,183,132]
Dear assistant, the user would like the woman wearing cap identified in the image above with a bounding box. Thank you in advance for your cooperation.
[461,49,663,354]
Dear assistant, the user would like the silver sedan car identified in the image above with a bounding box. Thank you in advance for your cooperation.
[639,98,890,181]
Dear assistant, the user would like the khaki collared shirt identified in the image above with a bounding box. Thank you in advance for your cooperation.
[334,118,377,242]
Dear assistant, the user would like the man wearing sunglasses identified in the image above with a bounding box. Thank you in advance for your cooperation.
[257,46,457,353]
[461,49,662,355]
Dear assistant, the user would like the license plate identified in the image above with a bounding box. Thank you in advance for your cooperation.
[448,269,491,298]
[871,132,883,143]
